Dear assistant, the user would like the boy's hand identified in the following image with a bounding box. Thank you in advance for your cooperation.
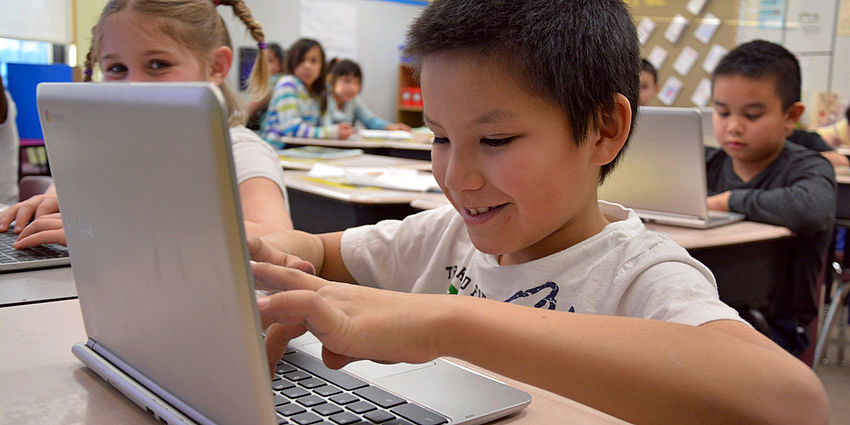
[707,191,731,212]
[252,261,444,373]
[247,234,316,277]
[0,193,60,234]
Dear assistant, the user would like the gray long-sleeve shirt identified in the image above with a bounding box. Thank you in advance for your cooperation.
[706,141,836,324]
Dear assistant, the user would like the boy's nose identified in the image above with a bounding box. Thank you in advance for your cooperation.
[438,146,485,193]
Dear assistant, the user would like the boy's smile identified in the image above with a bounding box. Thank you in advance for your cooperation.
[712,74,799,177]
[421,52,610,266]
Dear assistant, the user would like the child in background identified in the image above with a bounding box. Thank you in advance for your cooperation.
[0,77,19,205]
[324,59,410,131]
[706,40,837,356]
[260,38,352,148]
[246,41,284,130]
[0,0,293,247]
[818,105,850,147]
[639,58,659,106]
[788,127,849,167]
[247,1,828,424]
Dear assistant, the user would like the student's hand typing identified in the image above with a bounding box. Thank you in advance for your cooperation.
[252,261,445,373]
[12,212,66,248]
[337,123,354,139]
[247,234,317,277]
[0,193,62,243]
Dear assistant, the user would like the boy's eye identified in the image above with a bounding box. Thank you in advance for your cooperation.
[433,136,450,145]
[481,136,514,147]
[745,114,762,121]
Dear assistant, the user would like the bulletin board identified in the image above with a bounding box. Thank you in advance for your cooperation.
[629,0,738,108]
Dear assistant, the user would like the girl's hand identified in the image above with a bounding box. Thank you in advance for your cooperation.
[252,262,446,373]
[337,123,354,139]
[385,123,411,131]
[12,212,66,248]
[0,193,60,234]
[247,234,316,279]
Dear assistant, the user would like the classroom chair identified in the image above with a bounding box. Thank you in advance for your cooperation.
[18,175,53,201]
[814,245,850,370]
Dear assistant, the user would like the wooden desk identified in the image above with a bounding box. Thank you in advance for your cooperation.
[285,171,446,233]
[0,266,76,307]
[280,152,431,172]
[0,299,629,425]
[282,136,432,161]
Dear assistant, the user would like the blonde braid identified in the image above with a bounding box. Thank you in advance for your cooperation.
[222,0,269,98]
[83,49,95,82]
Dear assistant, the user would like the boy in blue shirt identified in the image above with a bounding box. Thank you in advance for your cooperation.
[248,2,828,424]
[706,40,837,356]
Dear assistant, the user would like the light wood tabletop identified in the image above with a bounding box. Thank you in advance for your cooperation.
[284,170,447,205]
[280,152,432,171]
[0,299,630,425]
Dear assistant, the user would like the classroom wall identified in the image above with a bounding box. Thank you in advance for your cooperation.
[222,0,424,123]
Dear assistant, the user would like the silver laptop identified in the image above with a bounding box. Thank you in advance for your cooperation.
[599,106,744,229]
[697,106,719,147]
[37,82,530,425]
[0,205,70,272]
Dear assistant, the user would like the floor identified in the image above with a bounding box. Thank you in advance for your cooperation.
[814,305,850,425]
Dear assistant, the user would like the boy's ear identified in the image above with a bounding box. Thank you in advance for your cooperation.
[591,94,631,166]
[208,46,233,86]
[784,101,805,132]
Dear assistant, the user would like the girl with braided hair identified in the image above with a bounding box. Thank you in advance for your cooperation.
[0,0,293,248]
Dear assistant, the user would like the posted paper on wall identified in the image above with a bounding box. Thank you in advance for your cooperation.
[694,13,721,44]
[658,76,684,106]
[702,44,728,74]
[690,78,712,106]
[673,46,699,76]
[300,0,358,60]
[637,17,656,45]
[686,0,710,16]
[647,45,668,71]
[664,14,689,44]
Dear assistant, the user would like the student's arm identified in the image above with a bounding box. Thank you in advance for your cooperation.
[821,150,849,167]
[711,156,836,235]
[261,77,345,140]
[252,264,828,425]
[247,230,353,283]
[351,98,389,130]
[238,177,293,236]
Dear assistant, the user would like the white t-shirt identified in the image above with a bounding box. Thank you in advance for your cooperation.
[0,90,19,205]
[229,125,288,209]
[341,201,743,327]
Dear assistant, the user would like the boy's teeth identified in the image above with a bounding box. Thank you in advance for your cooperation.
[469,207,492,215]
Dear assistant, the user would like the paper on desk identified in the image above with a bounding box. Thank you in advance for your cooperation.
[358,129,413,140]
[308,163,440,192]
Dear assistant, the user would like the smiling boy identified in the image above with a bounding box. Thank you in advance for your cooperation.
[706,40,836,355]
[248,2,828,424]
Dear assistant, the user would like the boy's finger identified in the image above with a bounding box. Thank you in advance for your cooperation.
[264,323,307,373]
[257,291,344,341]
[251,262,324,292]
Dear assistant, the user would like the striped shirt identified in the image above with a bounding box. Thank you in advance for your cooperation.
[261,75,338,148]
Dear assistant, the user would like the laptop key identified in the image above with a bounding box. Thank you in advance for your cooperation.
[313,403,343,416]
[345,400,377,414]
[297,394,327,407]
[291,411,324,425]
[329,393,359,405]
[273,394,290,406]
[363,410,396,423]
[314,384,342,397]
[284,351,368,390]
[277,404,307,416]
[282,387,311,399]
[277,364,298,374]
[328,411,361,425]
[299,378,327,389]
[273,379,296,391]
[390,404,448,425]
[353,387,406,408]
[285,370,313,381]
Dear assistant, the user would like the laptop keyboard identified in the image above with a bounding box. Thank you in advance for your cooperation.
[0,230,69,265]
[273,348,448,425]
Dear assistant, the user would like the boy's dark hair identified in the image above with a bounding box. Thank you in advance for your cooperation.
[712,39,800,110]
[640,58,657,84]
[328,59,363,87]
[404,0,640,183]
[285,38,327,98]
[267,42,285,65]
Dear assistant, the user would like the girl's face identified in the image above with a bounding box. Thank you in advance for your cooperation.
[332,74,361,104]
[98,10,223,84]
[265,49,282,75]
[293,46,323,87]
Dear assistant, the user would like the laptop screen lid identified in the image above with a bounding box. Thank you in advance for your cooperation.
[599,106,712,221]
[38,82,277,425]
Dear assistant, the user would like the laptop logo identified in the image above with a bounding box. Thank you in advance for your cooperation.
[64,214,95,238]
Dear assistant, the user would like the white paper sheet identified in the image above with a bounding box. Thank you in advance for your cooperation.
[694,13,721,44]
[690,78,713,106]
[664,14,689,44]
[658,76,684,106]
[673,46,699,76]
[702,44,729,74]
[637,17,656,45]
[647,45,668,71]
